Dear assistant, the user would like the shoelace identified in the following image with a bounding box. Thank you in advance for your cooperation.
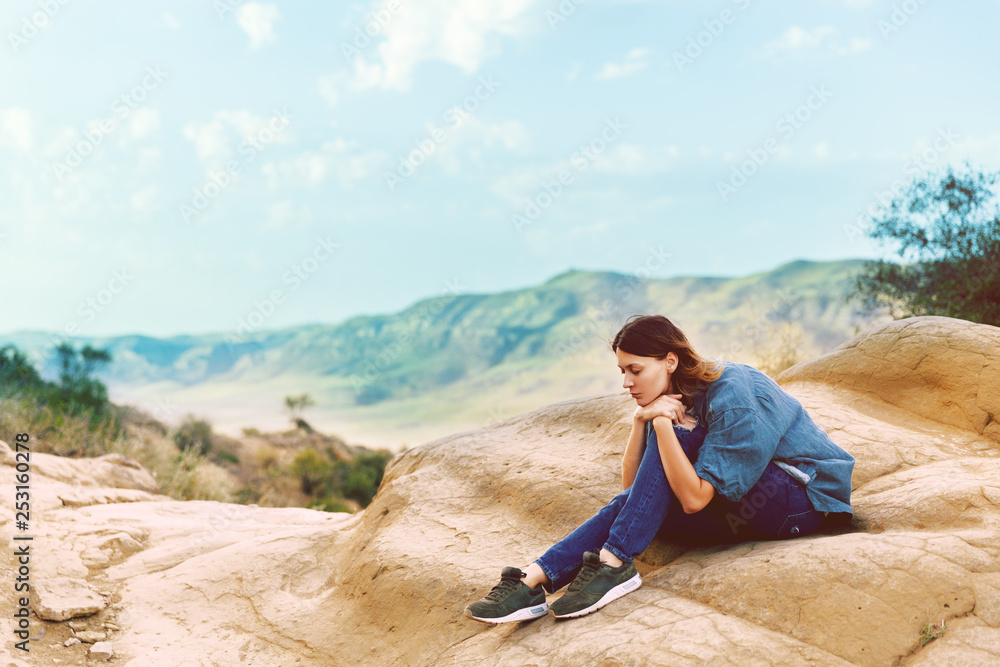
[485,574,523,601]
[566,559,602,593]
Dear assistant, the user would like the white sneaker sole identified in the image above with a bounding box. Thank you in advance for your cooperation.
[464,601,549,623]
[550,572,642,619]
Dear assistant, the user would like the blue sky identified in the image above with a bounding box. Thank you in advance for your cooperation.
[1,0,998,338]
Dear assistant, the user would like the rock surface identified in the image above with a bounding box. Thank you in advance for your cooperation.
[0,315,998,665]
[30,577,107,621]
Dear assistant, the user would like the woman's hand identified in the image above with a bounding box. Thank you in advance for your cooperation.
[634,394,687,423]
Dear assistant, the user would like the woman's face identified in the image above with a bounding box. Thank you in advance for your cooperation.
[616,349,677,407]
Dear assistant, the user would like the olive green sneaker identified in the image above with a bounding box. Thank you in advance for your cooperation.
[464,566,549,623]
[549,551,641,619]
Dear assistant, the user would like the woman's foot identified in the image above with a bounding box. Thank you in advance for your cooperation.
[464,567,548,623]
[548,552,641,619]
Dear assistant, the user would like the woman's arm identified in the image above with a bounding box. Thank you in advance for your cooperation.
[621,416,646,490]
[652,415,716,513]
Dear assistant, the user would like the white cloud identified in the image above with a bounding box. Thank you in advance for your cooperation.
[479,119,530,152]
[489,142,677,206]
[129,108,161,139]
[814,142,830,159]
[262,200,294,230]
[342,0,539,92]
[595,47,650,81]
[182,109,293,169]
[258,201,313,232]
[236,3,280,50]
[834,37,873,55]
[592,143,680,174]
[762,26,837,58]
[131,185,158,212]
[162,12,180,30]
[318,75,340,107]
[1,108,34,152]
[760,26,871,60]
[263,138,388,190]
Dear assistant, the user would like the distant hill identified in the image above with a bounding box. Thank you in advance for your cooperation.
[1,258,885,449]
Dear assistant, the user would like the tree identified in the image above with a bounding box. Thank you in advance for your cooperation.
[850,162,1000,326]
[48,342,114,421]
[284,393,315,421]
[0,345,44,395]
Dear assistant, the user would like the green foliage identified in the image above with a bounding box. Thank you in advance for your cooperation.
[291,447,333,495]
[851,162,1000,326]
[0,343,121,453]
[307,496,353,513]
[47,342,115,424]
[173,416,214,457]
[289,446,390,508]
[0,345,45,394]
[919,620,946,646]
[284,393,315,420]
[214,449,239,465]
[339,451,392,505]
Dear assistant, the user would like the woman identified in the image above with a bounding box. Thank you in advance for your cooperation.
[464,314,855,623]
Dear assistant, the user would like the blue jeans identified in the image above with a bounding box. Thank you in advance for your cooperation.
[534,419,825,593]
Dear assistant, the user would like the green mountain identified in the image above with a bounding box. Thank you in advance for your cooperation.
[2,259,882,449]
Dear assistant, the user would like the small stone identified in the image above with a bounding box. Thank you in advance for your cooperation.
[103,621,120,630]
[67,619,88,631]
[63,638,81,647]
[90,641,113,661]
[74,630,106,643]
[32,577,106,621]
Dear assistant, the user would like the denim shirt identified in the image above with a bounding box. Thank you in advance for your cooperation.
[682,360,855,514]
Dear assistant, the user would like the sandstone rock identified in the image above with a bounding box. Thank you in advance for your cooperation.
[30,577,106,621]
[90,641,114,661]
[2,316,1000,666]
[75,629,107,643]
[63,637,81,647]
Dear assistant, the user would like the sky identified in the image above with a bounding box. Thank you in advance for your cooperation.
[1,0,998,339]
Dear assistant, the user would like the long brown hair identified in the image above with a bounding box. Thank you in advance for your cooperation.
[610,315,724,409]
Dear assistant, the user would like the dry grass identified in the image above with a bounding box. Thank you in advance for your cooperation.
[1,396,238,503]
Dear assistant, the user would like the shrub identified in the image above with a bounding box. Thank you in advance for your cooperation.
[291,447,333,495]
[339,451,392,506]
[173,416,214,457]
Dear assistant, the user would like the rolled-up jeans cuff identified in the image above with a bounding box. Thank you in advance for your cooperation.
[600,542,631,564]
[533,558,558,595]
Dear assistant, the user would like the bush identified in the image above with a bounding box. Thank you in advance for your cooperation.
[338,451,392,505]
[851,162,1000,325]
[173,416,214,457]
[307,496,353,513]
[214,449,239,465]
[291,447,333,495]
[0,343,122,451]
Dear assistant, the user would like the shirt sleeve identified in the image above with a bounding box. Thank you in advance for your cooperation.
[693,406,780,502]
